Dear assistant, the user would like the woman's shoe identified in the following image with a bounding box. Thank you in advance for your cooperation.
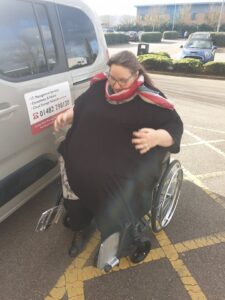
[69,222,95,258]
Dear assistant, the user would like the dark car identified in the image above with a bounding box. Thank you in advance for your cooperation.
[188,31,212,41]
[178,39,217,63]
[126,31,139,42]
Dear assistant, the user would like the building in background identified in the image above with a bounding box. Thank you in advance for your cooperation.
[135,0,225,31]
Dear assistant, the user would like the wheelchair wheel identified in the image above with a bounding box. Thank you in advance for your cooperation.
[151,160,183,233]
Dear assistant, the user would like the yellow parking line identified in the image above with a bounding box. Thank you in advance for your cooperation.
[156,231,207,299]
[184,168,225,209]
[45,232,101,300]
[45,229,225,300]
[195,170,225,179]
[174,232,225,253]
[46,167,225,300]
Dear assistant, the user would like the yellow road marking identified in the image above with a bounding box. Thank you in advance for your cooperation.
[46,167,225,300]
[45,228,225,300]
[156,231,206,299]
[184,168,225,209]
[194,170,225,179]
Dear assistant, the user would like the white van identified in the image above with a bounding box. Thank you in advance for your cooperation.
[0,0,108,222]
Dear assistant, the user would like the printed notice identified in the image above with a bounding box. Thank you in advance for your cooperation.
[25,82,72,135]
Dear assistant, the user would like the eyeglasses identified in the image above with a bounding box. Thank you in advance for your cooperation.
[107,73,134,87]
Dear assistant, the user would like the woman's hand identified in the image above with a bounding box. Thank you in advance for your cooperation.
[53,108,74,131]
[132,128,174,155]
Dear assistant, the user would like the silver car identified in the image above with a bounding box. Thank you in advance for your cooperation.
[0,0,108,222]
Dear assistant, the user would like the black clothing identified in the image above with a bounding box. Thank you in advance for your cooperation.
[59,80,183,239]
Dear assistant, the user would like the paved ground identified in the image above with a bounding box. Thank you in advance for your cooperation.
[0,73,225,300]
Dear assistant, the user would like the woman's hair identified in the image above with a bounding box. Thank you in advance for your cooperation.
[107,50,155,88]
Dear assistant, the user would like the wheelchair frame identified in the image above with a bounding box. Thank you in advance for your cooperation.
[35,153,183,273]
[97,154,183,272]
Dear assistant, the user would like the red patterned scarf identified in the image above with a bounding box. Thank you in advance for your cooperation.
[90,73,174,110]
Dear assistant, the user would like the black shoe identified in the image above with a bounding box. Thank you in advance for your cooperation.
[69,222,96,258]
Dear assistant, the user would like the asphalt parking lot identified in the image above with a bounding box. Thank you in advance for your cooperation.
[0,55,225,300]
[43,74,225,300]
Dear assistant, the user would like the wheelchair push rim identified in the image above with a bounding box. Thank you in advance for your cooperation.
[151,160,183,233]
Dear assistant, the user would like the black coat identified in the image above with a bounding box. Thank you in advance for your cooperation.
[58,80,183,237]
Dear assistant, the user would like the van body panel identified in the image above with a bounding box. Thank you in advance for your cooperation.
[0,0,108,222]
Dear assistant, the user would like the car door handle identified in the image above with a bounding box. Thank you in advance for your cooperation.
[0,103,20,118]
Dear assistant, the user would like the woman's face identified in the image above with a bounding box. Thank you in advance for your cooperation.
[108,65,138,93]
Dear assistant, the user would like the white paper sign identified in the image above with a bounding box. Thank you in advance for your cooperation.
[25,82,72,135]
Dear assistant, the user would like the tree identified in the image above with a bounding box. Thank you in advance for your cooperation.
[178,5,192,25]
[143,7,170,31]
[119,15,136,26]
[204,5,221,29]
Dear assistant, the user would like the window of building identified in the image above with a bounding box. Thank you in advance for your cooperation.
[57,5,98,69]
[0,0,56,79]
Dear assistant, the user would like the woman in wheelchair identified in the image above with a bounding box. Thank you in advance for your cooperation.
[54,51,183,267]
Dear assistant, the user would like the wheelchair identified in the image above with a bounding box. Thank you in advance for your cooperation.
[35,152,183,272]
[96,152,183,272]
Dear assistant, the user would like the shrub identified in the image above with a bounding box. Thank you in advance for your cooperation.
[163,31,178,39]
[203,61,225,76]
[210,32,225,47]
[138,54,173,71]
[141,32,162,43]
[173,58,203,73]
[104,33,129,45]
[148,51,171,58]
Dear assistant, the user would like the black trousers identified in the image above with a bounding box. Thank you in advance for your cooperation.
[63,148,168,240]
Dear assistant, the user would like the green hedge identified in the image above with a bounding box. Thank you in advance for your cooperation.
[210,32,225,47]
[104,33,129,45]
[163,31,178,40]
[138,51,225,76]
[203,61,225,75]
[149,52,171,58]
[138,54,172,71]
[141,32,162,43]
[173,58,203,73]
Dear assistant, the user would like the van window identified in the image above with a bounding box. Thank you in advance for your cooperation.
[57,4,99,69]
[0,0,56,79]
[35,3,56,71]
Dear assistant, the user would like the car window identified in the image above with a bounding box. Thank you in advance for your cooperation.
[186,40,212,49]
[0,0,56,79]
[35,3,56,71]
[57,4,99,69]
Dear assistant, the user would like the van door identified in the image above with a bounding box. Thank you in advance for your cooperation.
[56,2,108,100]
[0,0,73,214]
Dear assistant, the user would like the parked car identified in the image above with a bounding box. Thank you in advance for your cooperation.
[126,31,139,42]
[188,32,212,41]
[103,28,115,33]
[0,0,108,222]
[178,39,217,63]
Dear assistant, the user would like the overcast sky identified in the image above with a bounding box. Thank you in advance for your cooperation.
[83,0,223,16]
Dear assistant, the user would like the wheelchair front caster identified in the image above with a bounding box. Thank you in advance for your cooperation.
[104,264,112,273]
[130,239,151,264]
